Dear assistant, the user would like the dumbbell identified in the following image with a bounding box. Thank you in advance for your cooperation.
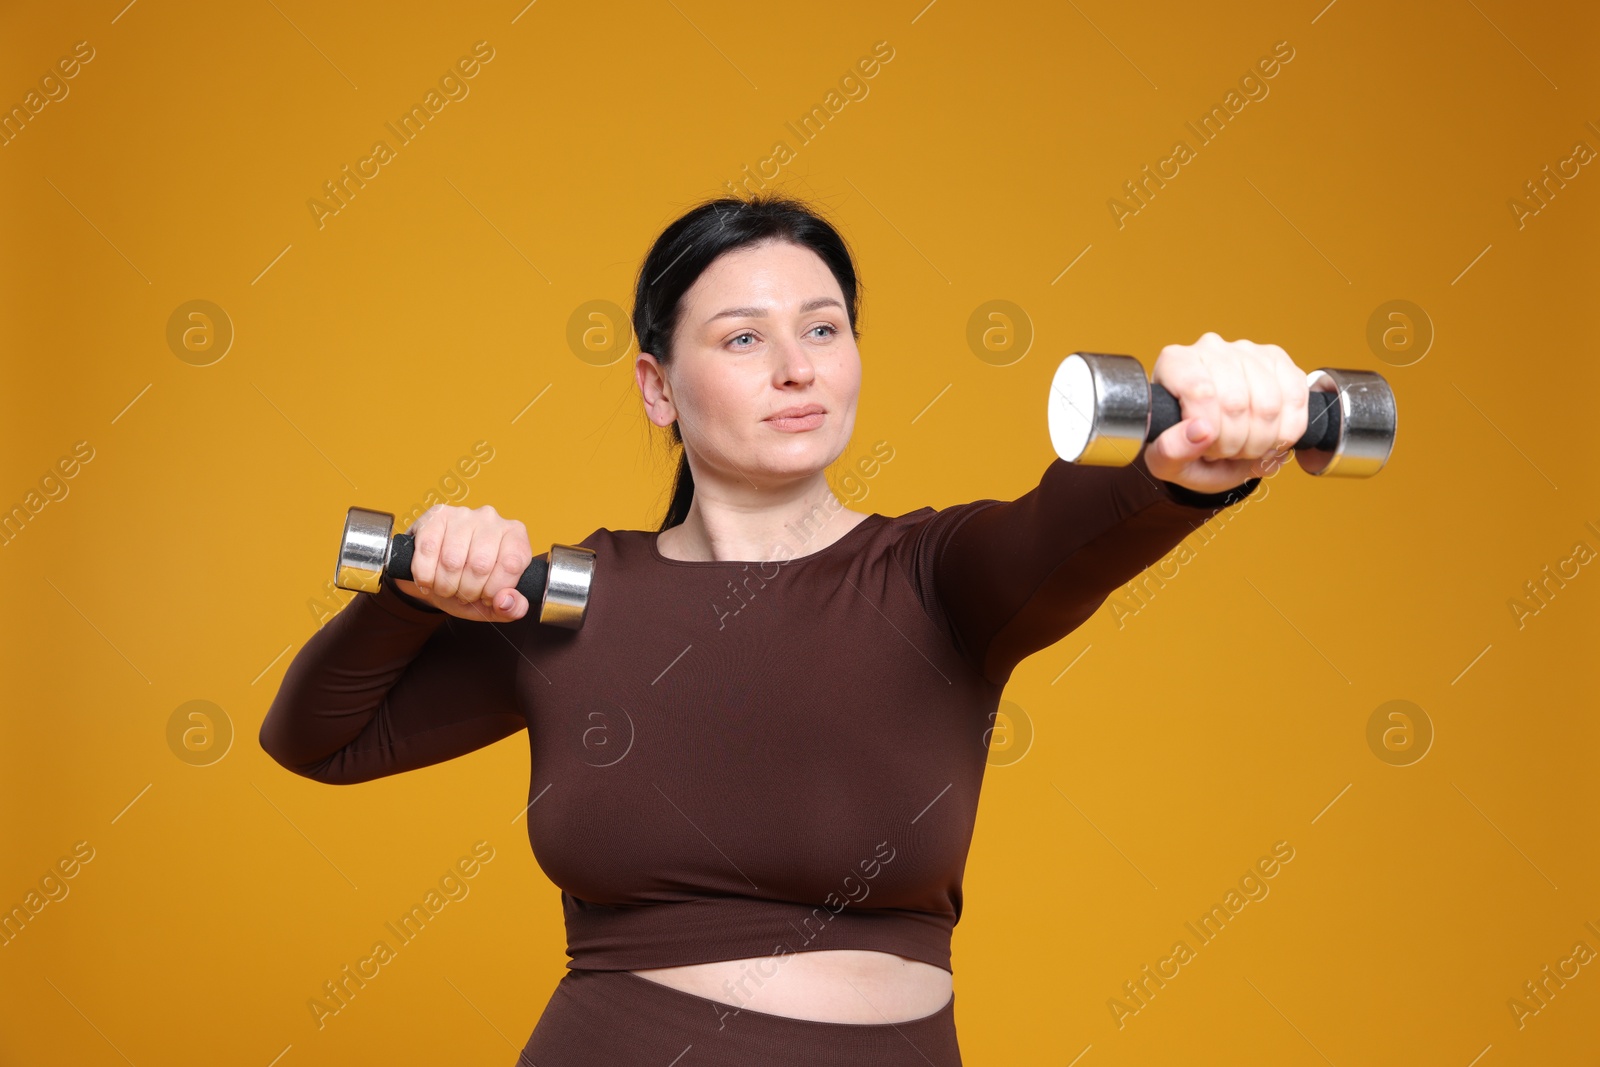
[334,506,596,629]
[1047,352,1396,477]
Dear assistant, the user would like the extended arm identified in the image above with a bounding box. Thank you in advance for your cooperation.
[909,332,1314,684]
[914,452,1258,685]
[258,577,527,784]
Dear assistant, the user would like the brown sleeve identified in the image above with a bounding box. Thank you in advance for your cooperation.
[258,577,527,784]
[897,453,1259,686]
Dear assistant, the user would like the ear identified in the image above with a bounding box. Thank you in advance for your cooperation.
[636,353,676,427]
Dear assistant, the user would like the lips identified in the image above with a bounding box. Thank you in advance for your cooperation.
[764,404,826,432]
[766,405,826,420]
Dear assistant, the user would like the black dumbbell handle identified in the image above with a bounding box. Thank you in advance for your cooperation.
[386,532,550,607]
[1148,384,1340,451]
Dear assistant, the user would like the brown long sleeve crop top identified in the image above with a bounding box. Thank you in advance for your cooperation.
[260,453,1258,974]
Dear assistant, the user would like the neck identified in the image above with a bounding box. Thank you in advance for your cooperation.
[663,477,865,563]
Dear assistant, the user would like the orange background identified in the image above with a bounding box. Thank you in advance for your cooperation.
[3,1,1596,1064]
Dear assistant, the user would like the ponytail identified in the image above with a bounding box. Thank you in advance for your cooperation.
[660,422,695,532]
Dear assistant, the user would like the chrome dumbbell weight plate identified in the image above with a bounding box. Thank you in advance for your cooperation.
[1047,352,1151,466]
[1296,368,1397,477]
[336,506,400,595]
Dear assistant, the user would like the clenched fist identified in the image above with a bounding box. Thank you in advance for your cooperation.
[391,504,534,622]
[1144,331,1310,494]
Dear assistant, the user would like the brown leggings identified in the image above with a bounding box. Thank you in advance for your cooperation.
[517,968,963,1066]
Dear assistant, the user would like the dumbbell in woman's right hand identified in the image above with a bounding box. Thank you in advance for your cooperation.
[336,503,595,628]
[392,504,535,622]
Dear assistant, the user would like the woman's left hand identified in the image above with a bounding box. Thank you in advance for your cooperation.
[1143,331,1310,494]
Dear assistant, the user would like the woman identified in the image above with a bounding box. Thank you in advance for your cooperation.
[260,194,1306,1065]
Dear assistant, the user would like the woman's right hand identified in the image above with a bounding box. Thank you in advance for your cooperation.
[391,504,534,622]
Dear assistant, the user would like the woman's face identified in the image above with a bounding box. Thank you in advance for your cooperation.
[637,239,861,491]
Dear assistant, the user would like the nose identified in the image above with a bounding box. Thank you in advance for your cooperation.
[771,334,817,386]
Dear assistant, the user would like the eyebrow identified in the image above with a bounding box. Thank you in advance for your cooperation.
[704,296,845,326]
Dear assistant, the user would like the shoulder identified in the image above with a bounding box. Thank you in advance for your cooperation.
[853,498,1006,572]
[877,497,1003,541]
[563,525,639,559]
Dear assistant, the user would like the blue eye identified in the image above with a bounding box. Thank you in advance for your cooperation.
[727,324,836,350]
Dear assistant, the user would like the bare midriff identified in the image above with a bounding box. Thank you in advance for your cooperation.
[629,948,953,1023]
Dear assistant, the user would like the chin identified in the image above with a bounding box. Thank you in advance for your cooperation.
[755,440,837,475]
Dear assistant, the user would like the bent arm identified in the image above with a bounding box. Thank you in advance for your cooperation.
[915,453,1259,685]
[259,578,527,784]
